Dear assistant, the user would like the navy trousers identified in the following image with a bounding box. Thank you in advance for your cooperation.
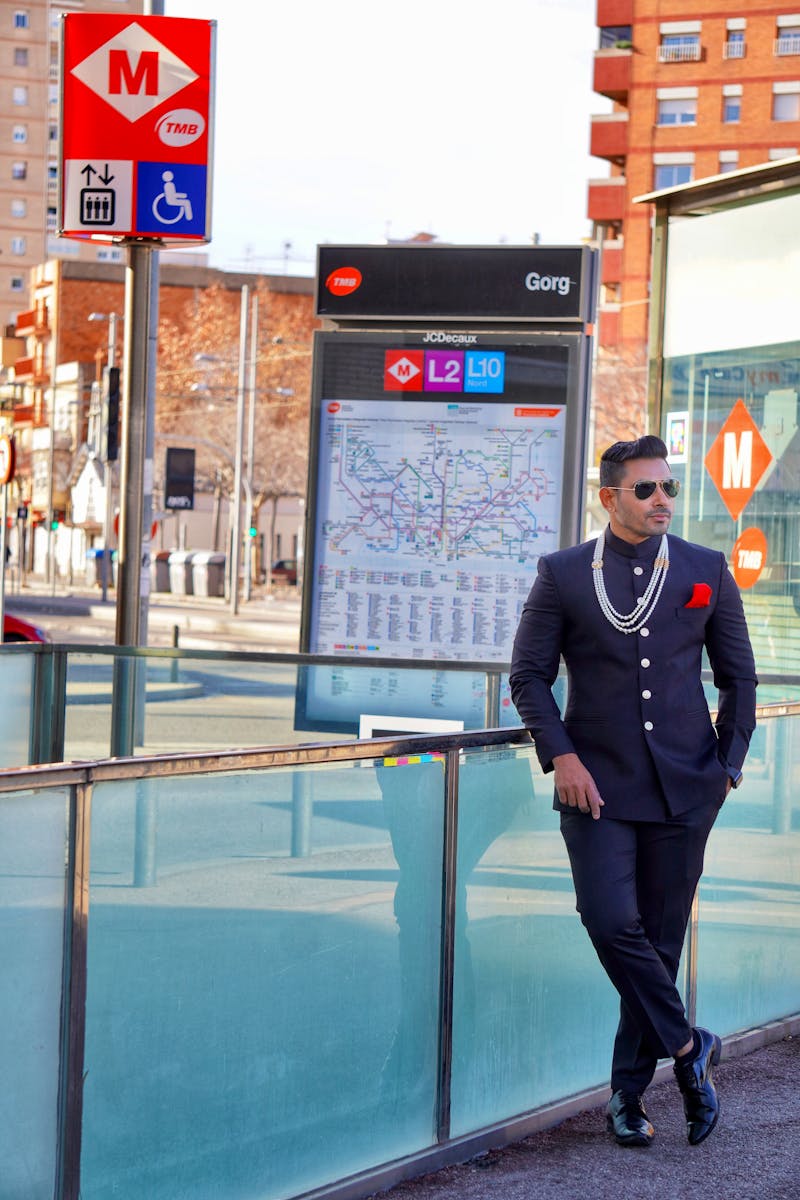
[560,798,722,1094]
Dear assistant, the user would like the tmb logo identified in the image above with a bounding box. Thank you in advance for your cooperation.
[384,350,423,391]
[325,267,362,297]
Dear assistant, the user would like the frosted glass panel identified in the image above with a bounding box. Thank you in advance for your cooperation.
[0,651,33,766]
[695,712,800,1033]
[0,786,70,1200]
[450,745,619,1137]
[81,757,445,1199]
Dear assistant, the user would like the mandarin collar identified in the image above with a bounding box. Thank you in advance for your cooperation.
[603,526,663,560]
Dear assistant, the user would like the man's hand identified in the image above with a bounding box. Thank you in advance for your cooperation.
[553,753,605,820]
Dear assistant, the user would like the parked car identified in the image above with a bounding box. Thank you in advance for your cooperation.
[3,613,48,643]
[269,559,298,586]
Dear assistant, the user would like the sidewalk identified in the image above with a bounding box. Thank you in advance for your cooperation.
[379,1035,799,1200]
[5,576,301,648]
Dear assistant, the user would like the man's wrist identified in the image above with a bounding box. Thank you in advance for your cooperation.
[726,766,743,789]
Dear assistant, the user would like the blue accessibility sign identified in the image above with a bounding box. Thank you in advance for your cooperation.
[135,162,207,237]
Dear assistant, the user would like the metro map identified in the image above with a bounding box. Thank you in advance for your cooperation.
[309,398,566,662]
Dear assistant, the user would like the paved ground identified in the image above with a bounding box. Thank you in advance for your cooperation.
[377,1036,800,1200]
[4,576,302,650]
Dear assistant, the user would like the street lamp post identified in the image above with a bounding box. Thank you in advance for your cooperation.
[88,311,119,602]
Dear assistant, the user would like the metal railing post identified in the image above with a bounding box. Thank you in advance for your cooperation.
[436,746,460,1143]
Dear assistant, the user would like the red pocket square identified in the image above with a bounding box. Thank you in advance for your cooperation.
[685,583,712,608]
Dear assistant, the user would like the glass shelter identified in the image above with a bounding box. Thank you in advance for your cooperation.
[640,158,800,685]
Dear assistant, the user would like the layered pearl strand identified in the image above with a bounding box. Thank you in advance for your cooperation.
[592,533,670,634]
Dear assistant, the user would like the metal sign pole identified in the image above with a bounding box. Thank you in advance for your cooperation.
[230,284,249,616]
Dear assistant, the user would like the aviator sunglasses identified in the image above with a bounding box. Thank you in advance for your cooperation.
[607,478,681,501]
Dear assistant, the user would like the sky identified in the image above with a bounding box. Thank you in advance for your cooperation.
[165,0,608,276]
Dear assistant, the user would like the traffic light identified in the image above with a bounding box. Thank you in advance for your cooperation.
[249,525,258,538]
[164,447,195,510]
[103,366,121,462]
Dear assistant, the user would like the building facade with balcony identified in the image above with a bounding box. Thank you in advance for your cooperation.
[589,1,800,389]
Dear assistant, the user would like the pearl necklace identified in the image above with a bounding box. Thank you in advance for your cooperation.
[592,533,670,634]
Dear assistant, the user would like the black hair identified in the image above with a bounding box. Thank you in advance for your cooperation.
[599,436,669,489]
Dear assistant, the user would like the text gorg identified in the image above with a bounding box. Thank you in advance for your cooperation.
[525,272,571,296]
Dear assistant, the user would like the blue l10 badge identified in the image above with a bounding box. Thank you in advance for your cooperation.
[464,351,505,394]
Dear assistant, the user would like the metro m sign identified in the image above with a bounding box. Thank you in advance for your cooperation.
[704,399,773,521]
[59,14,215,242]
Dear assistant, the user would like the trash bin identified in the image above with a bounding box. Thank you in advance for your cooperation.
[86,548,115,587]
[192,551,226,598]
[153,550,171,593]
[168,550,195,595]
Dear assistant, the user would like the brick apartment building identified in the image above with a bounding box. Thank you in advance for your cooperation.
[2,259,316,579]
[1,0,145,337]
[589,1,800,440]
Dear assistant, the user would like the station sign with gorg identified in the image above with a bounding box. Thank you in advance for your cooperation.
[58,13,215,243]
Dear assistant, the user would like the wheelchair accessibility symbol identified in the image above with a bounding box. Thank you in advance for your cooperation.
[136,161,206,239]
[152,171,193,224]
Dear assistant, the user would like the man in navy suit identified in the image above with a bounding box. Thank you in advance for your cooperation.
[510,435,756,1148]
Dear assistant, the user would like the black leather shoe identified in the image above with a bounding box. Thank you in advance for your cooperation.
[673,1027,722,1145]
[605,1089,655,1147]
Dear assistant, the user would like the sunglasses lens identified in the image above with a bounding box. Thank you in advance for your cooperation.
[631,479,680,500]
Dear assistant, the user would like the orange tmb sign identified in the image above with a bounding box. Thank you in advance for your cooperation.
[704,399,773,521]
[730,526,768,589]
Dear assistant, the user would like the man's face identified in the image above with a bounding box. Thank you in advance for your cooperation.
[600,457,675,544]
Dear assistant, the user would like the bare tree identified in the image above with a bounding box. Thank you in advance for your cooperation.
[156,280,314,566]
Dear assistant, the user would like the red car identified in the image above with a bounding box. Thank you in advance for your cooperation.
[3,612,48,643]
[269,559,298,586]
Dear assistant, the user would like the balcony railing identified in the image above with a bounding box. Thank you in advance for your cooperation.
[587,176,626,223]
[593,48,632,102]
[723,40,746,59]
[775,35,800,56]
[590,112,629,161]
[658,42,702,62]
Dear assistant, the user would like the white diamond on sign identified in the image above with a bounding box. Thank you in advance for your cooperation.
[388,357,421,383]
[70,21,198,123]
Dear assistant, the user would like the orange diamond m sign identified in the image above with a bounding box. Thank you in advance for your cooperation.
[704,399,773,521]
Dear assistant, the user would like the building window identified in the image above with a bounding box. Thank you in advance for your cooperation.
[12,125,27,144]
[654,162,694,189]
[46,206,57,230]
[10,277,24,292]
[48,123,58,142]
[12,161,26,180]
[657,96,697,125]
[775,24,800,56]
[723,91,742,123]
[724,29,745,59]
[768,147,797,160]
[14,47,28,66]
[719,152,739,174]
[13,11,29,29]
[11,199,26,217]
[12,86,28,106]
[11,237,26,255]
[599,26,632,49]
[659,34,701,63]
[773,86,800,122]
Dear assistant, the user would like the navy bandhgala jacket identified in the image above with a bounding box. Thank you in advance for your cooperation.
[509,528,757,821]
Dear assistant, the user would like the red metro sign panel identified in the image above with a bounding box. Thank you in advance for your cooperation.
[59,14,215,242]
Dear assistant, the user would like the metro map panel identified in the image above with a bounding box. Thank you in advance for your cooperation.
[308,336,570,663]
